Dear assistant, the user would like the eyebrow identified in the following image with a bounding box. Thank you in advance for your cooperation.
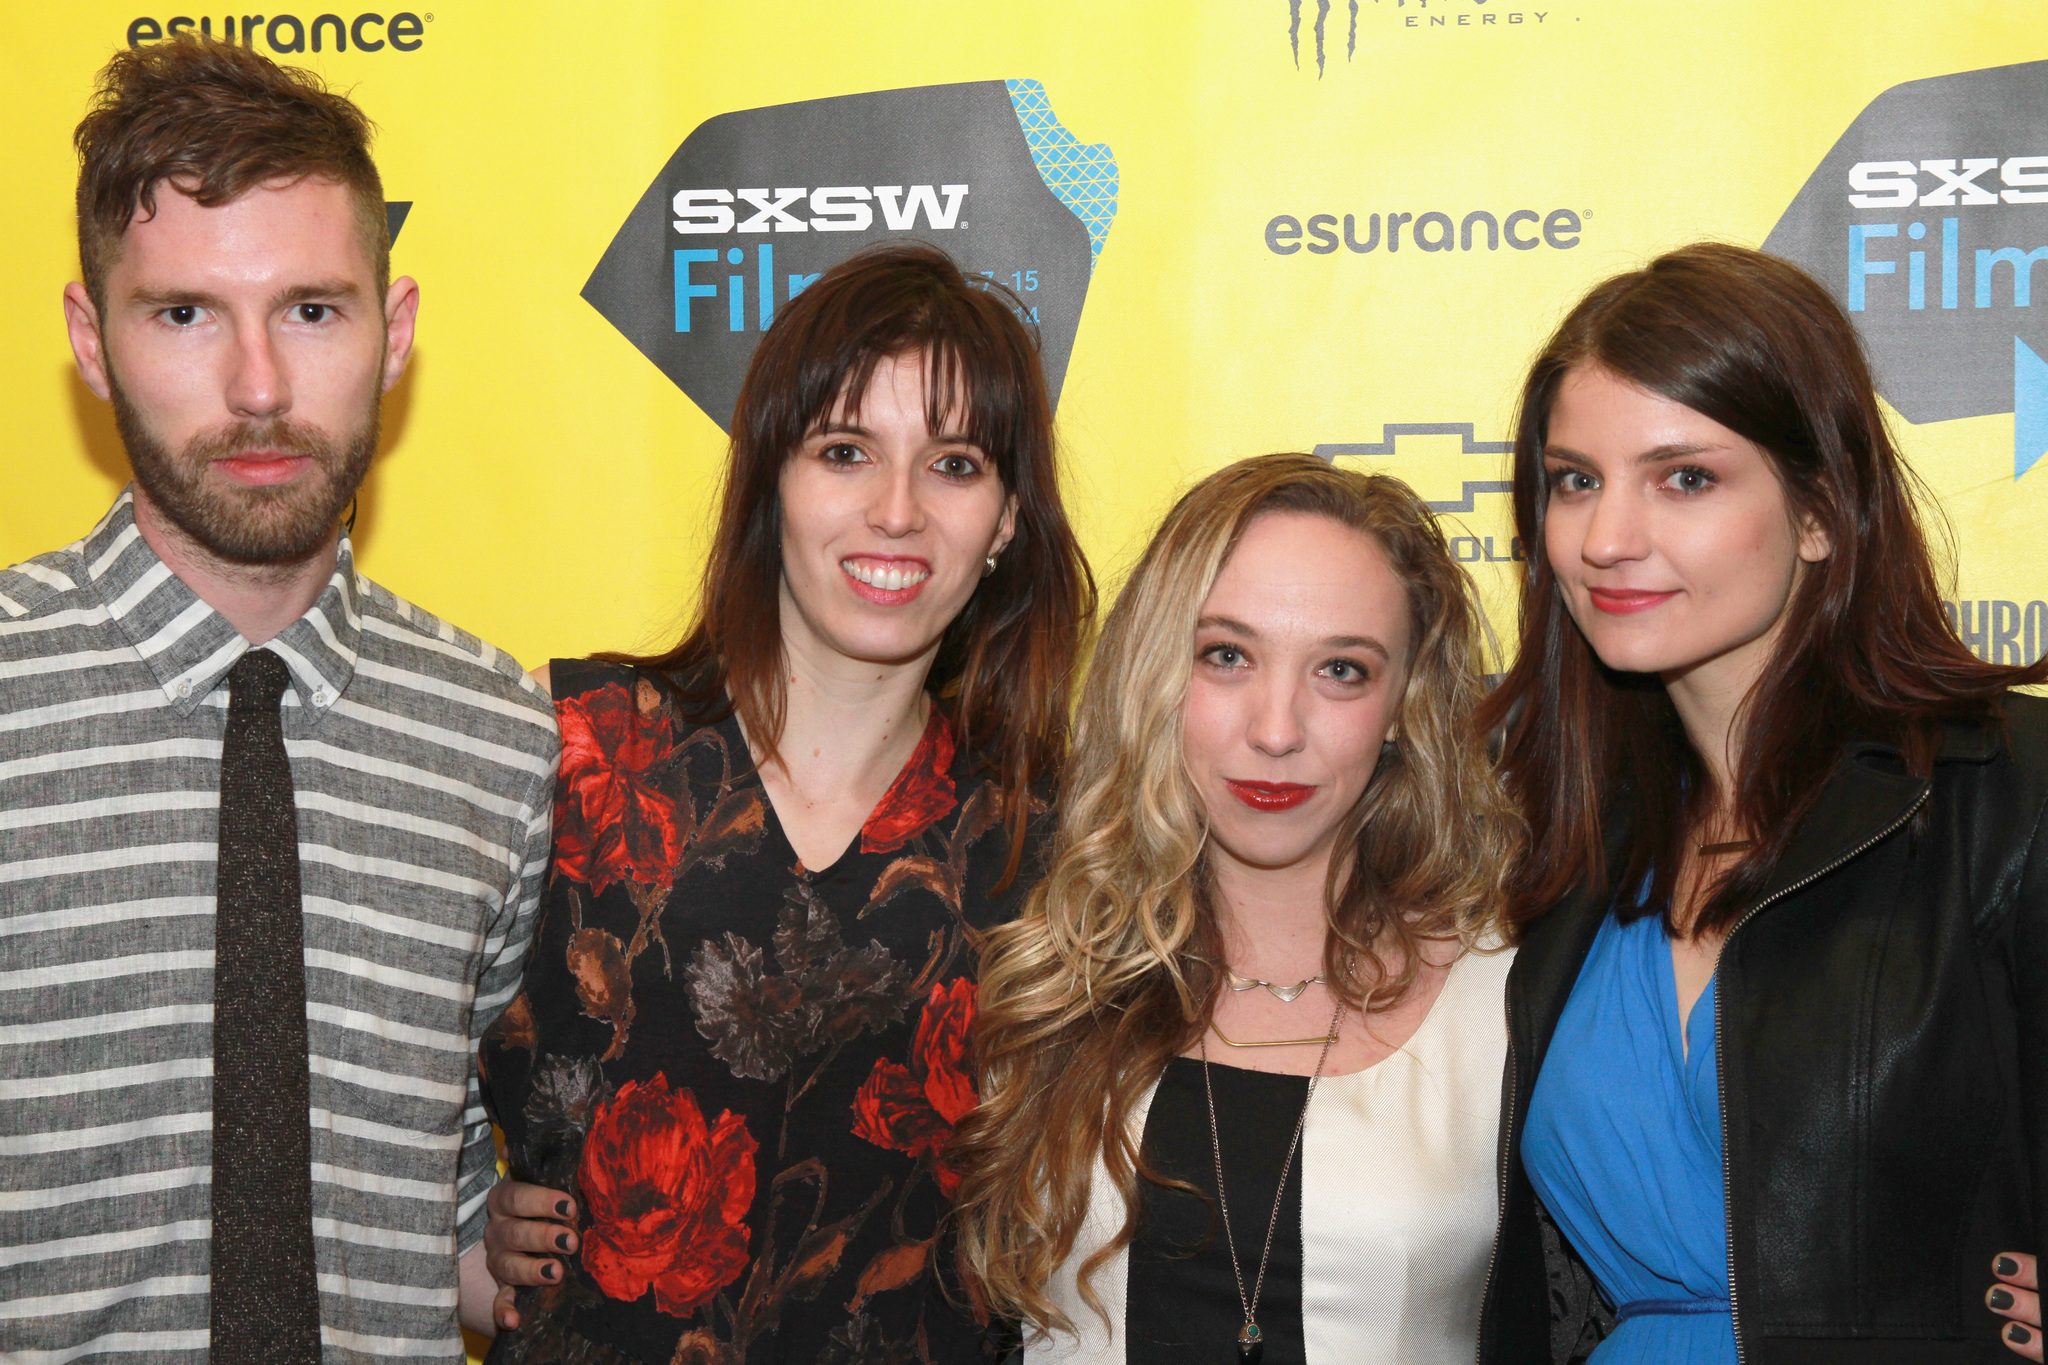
[1196,615,1392,660]
[1544,441,1720,468]
[1325,634,1392,660]
[127,278,363,311]
[275,279,362,306]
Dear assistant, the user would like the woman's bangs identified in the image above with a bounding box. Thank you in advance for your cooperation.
[785,319,1017,474]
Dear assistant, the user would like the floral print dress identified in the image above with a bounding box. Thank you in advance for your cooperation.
[479,661,1039,1365]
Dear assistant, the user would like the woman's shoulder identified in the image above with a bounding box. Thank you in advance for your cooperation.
[1923,694,2048,833]
[1404,940,1515,1057]
[1994,691,2048,766]
[544,656,649,704]
[1445,938,1515,1007]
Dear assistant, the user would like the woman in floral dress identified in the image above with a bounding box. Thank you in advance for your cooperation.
[468,243,1094,1364]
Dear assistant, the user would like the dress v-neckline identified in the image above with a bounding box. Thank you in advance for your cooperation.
[751,706,946,878]
[1661,931,1715,1066]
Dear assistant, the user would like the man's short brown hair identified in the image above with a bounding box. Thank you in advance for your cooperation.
[75,37,389,312]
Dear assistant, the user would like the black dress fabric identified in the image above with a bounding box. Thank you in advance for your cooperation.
[479,660,1041,1365]
[1127,1057,1309,1365]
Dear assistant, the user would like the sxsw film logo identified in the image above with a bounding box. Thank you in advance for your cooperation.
[583,81,1117,431]
[1764,60,2048,476]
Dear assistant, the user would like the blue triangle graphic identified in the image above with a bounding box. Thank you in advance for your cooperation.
[2018,336,2048,479]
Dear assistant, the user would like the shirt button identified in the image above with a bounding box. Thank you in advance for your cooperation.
[313,689,331,708]
[175,680,191,699]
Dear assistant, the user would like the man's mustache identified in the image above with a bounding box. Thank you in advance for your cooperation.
[183,418,334,465]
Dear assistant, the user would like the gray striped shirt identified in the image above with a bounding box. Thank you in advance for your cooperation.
[0,492,557,1362]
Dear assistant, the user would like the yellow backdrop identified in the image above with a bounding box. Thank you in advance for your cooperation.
[8,1,2046,676]
[1,3,2042,1354]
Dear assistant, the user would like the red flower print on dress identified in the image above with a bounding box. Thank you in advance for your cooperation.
[555,681,683,895]
[850,978,978,1195]
[578,1074,757,1317]
[859,713,958,855]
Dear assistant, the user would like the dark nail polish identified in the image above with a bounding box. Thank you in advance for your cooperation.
[543,1261,559,1281]
[1991,1288,2015,1310]
[554,1199,571,1217]
[2011,1324,2033,1345]
[1998,1256,2022,1278]
[554,1232,572,1252]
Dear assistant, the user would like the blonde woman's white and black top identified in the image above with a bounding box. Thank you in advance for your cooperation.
[1026,944,1513,1365]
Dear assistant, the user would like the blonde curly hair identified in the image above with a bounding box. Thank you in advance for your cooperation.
[949,452,1522,1332]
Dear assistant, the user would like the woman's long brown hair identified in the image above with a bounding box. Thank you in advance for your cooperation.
[605,242,1096,881]
[1477,242,2048,934]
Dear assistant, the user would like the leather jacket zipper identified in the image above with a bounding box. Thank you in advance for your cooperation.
[1476,990,1516,1365]
[1711,786,1929,1365]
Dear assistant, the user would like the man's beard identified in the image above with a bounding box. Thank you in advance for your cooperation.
[111,378,378,566]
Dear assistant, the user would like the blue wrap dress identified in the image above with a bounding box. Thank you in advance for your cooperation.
[1521,910,1739,1365]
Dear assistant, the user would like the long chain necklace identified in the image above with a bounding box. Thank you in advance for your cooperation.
[1199,995,1345,1364]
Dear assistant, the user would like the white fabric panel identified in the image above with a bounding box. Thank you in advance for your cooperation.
[1029,944,1512,1365]
[1299,945,1510,1365]
[1028,1080,1158,1365]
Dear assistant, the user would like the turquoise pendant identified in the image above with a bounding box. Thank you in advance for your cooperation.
[1237,1321,1264,1364]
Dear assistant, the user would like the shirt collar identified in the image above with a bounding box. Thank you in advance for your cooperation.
[85,488,363,722]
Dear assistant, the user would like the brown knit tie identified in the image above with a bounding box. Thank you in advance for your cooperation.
[210,649,322,1361]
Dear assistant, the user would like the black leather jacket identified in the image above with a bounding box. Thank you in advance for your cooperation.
[1478,695,2048,1365]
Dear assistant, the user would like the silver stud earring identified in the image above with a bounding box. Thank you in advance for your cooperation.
[983,552,1000,578]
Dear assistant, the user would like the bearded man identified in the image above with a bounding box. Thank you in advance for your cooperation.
[0,36,554,1362]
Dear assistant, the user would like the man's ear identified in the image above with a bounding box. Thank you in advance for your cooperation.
[381,275,419,393]
[64,282,112,403]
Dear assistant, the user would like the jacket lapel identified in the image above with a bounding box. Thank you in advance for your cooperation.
[1513,878,1610,1079]
[1515,745,1934,1070]
[1742,747,1929,913]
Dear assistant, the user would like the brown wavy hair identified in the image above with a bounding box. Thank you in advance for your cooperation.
[1477,243,2048,934]
[608,242,1095,882]
[951,453,1521,1330]
[75,35,388,311]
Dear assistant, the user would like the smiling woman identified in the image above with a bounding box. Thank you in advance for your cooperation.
[1475,244,2048,1365]
[468,242,1095,1363]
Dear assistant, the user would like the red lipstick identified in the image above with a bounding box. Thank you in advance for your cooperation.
[1225,780,1317,812]
[1587,588,1679,615]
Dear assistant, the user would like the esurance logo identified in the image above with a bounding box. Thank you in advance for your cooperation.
[1264,207,1582,256]
[583,81,1116,431]
[126,12,426,51]
[1764,61,2048,475]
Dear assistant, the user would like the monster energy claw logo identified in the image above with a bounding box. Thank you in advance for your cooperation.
[1289,0,1361,75]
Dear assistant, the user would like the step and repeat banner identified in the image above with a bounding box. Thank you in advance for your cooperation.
[4,3,2045,678]
[0,2,2040,1356]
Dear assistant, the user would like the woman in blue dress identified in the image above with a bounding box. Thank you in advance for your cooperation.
[1474,244,2045,1364]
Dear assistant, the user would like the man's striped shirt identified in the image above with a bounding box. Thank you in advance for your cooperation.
[0,493,557,1361]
